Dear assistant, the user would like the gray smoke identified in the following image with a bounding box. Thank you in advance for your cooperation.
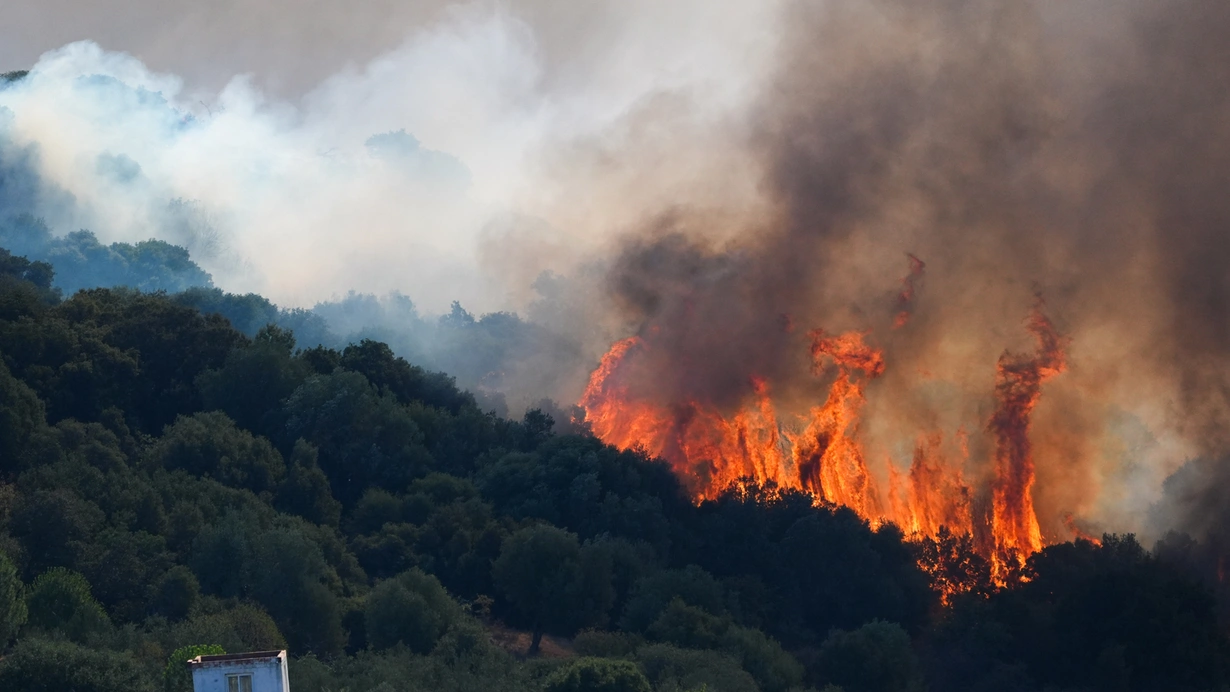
[4,0,1230,543]
[593,0,1230,544]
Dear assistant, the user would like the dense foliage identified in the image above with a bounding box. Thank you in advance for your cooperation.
[0,240,1228,692]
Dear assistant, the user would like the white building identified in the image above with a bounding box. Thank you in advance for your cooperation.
[187,650,290,692]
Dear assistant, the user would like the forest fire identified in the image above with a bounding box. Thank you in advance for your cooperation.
[579,262,1071,588]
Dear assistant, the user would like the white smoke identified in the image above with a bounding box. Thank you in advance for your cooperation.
[0,1,781,311]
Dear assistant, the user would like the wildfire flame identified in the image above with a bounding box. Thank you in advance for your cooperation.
[985,298,1068,578]
[579,259,1079,594]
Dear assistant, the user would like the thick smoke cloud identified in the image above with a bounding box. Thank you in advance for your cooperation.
[0,2,778,312]
[0,0,781,415]
[3,0,1230,544]
[599,0,1230,543]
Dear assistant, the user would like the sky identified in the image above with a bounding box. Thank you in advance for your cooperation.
[0,0,782,310]
[6,0,1230,541]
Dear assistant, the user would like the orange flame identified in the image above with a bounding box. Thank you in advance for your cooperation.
[794,330,884,516]
[985,298,1068,580]
[579,263,1071,596]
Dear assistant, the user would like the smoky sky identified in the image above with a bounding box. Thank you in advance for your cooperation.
[0,1,778,99]
[3,0,1230,541]
[0,1,780,311]
[603,0,1230,542]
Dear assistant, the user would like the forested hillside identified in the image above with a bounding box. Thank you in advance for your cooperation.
[0,243,1227,692]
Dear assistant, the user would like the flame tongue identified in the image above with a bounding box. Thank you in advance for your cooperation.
[986,300,1068,578]
[579,282,1068,592]
[795,330,885,516]
[891,432,973,538]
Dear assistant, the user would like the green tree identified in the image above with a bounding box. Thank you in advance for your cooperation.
[365,568,461,653]
[282,370,432,503]
[79,528,173,622]
[275,440,342,527]
[148,412,286,493]
[0,638,154,692]
[544,658,652,692]
[477,436,685,553]
[644,598,803,692]
[635,643,758,692]
[197,324,309,436]
[620,566,726,634]
[163,644,224,692]
[171,605,286,654]
[151,565,201,620]
[0,360,45,477]
[492,524,614,654]
[339,338,474,413]
[720,625,805,692]
[248,525,346,656]
[778,512,933,636]
[10,490,105,574]
[647,597,728,649]
[25,567,111,642]
[189,510,256,598]
[347,487,405,535]
[52,287,243,431]
[816,621,925,692]
[0,550,26,645]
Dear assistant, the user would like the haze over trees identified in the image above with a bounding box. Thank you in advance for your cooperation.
[0,232,1228,691]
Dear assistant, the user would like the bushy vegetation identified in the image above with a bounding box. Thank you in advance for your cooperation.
[0,215,212,295]
[0,238,1228,692]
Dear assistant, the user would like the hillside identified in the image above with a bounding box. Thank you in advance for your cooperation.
[0,241,1226,691]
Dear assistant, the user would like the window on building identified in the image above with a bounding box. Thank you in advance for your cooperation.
[226,674,253,692]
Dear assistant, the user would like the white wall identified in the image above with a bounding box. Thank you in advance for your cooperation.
[190,655,289,692]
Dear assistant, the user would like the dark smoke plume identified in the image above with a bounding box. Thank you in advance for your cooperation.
[598,0,1230,543]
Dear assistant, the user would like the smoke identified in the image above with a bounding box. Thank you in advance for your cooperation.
[0,1,779,312]
[4,0,1230,544]
[594,0,1230,544]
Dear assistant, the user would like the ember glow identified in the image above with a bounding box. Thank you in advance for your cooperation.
[579,260,1071,586]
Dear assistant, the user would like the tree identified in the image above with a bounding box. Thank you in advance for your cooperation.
[197,324,309,436]
[635,643,758,692]
[816,621,925,692]
[0,638,153,692]
[24,567,111,642]
[275,440,342,527]
[148,412,286,494]
[544,658,652,692]
[0,245,59,306]
[347,488,405,535]
[78,528,173,623]
[646,597,728,649]
[620,566,727,634]
[53,288,243,431]
[189,510,256,599]
[0,359,45,477]
[778,511,932,636]
[248,526,346,656]
[282,370,432,503]
[151,565,201,620]
[365,569,460,653]
[339,339,474,413]
[170,605,286,655]
[0,550,26,645]
[492,525,614,654]
[10,489,105,574]
[477,436,685,553]
[643,598,803,692]
[914,526,993,600]
[163,644,224,692]
[721,625,806,692]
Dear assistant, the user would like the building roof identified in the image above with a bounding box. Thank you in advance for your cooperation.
[187,650,286,668]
